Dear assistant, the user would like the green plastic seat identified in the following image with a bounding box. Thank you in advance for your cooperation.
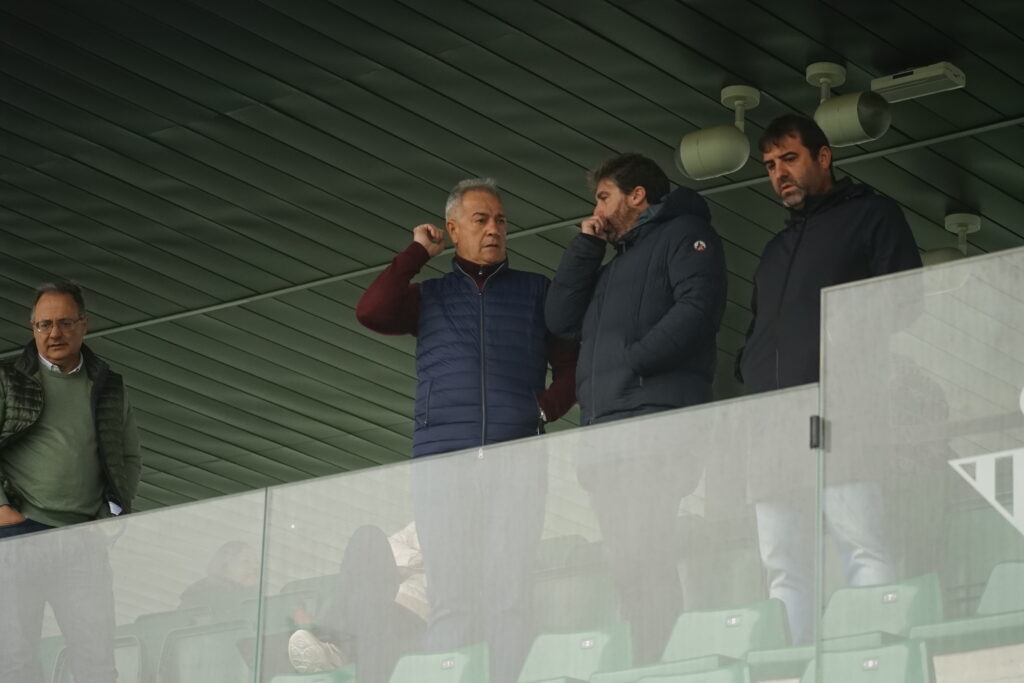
[119,606,212,683]
[592,600,787,683]
[270,664,357,683]
[533,555,620,634]
[53,635,142,683]
[910,561,1024,656]
[158,619,254,683]
[798,641,930,683]
[280,574,341,617]
[820,573,942,640]
[37,634,65,683]
[637,662,751,682]
[974,562,1024,615]
[517,622,631,682]
[747,574,942,681]
[389,643,488,683]
[247,590,317,634]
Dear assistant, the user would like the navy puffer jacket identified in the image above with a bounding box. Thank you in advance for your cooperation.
[413,262,549,457]
[546,187,727,425]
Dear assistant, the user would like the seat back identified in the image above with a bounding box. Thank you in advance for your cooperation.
[389,643,488,683]
[637,662,750,682]
[517,622,631,682]
[158,620,254,683]
[248,590,317,634]
[270,665,357,683]
[54,635,142,683]
[799,641,930,683]
[976,562,1024,615]
[533,565,619,633]
[661,599,789,662]
[821,573,942,639]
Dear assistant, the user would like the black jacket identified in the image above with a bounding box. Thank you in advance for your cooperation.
[546,187,727,425]
[738,178,921,393]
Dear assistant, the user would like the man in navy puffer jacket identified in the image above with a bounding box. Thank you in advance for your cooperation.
[358,179,576,683]
[547,153,727,663]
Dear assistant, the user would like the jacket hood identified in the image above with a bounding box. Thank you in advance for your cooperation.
[622,186,711,247]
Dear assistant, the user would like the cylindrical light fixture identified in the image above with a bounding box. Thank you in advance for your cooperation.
[678,85,760,180]
[806,62,891,147]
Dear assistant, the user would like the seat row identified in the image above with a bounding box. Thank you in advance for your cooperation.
[37,561,1024,682]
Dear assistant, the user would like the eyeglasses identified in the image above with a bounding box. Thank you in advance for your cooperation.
[31,318,83,333]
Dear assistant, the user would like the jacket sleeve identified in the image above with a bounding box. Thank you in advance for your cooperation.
[356,242,429,335]
[625,223,728,377]
[868,198,922,275]
[121,395,142,511]
[538,335,579,422]
[544,233,607,340]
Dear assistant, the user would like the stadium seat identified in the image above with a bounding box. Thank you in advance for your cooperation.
[120,606,211,683]
[909,562,1024,675]
[270,664,357,683]
[388,643,488,683]
[591,600,787,683]
[535,534,587,572]
[37,634,65,683]
[798,641,930,683]
[245,590,317,633]
[158,619,254,683]
[747,574,942,681]
[637,662,751,682]
[52,635,142,683]
[280,574,341,616]
[532,563,619,633]
[517,622,631,682]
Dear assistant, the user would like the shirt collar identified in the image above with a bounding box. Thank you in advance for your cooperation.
[38,353,84,375]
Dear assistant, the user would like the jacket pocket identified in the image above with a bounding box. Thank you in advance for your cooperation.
[414,380,432,427]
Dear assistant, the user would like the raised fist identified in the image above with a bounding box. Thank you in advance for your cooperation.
[413,223,446,258]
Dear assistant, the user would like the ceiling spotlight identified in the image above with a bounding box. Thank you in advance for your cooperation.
[922,213,981,266]
[871,62,965,102]
[678,85,760,181]
[806,62,891,147]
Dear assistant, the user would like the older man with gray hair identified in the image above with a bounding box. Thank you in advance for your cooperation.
[357,179,577,683]
[0,281,141,683]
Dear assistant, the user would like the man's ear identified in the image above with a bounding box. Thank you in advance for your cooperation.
[628,185,647,208]
[446,218,459,245]
[817,145,833,171]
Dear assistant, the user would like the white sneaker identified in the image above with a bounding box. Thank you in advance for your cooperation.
[288,629,345,673]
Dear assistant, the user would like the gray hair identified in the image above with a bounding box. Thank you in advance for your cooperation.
[33,280,87,317]
[444,178,500,219]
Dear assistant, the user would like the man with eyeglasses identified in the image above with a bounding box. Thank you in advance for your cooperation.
[0,281,141,683]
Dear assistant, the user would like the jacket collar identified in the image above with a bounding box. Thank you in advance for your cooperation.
[617,185,712,251]
[15,341,108,383]
[786,177,870,225]
[452,256,508,279]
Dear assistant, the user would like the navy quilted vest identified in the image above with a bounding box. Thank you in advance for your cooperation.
[414,262,549,458]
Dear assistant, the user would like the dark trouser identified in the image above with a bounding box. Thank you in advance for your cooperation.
[319,525,425,683]
[413,448,547,683]
[578,453,699,665]
[0,520,118,683]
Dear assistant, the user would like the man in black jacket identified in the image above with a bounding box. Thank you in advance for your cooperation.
[546,153,727,663]
[738,114,921,643]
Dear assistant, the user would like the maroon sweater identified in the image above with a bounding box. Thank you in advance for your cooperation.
[356,242,578,423]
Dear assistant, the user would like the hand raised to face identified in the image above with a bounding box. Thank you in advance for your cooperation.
[580,215,612,242]
[412,223,447,258]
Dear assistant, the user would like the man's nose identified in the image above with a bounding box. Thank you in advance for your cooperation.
[48,325,63,339]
